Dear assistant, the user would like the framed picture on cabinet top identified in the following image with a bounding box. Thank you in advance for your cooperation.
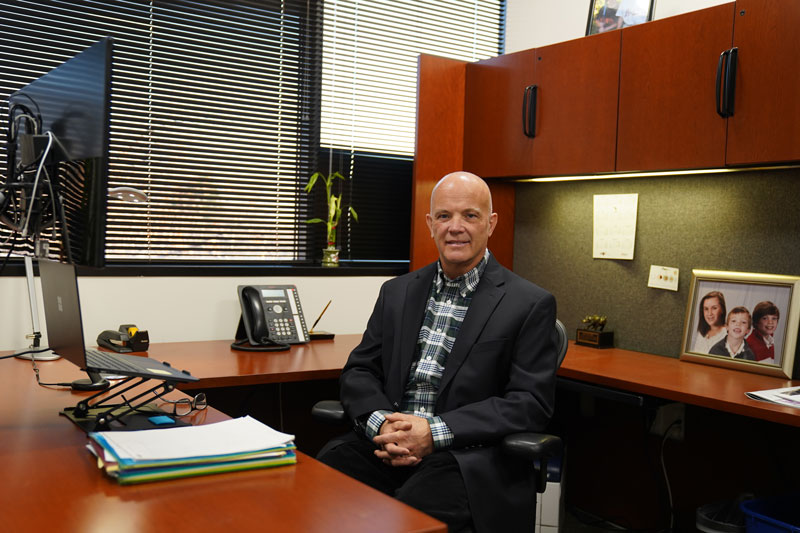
[586,0,656,36]
[680,269,800,379]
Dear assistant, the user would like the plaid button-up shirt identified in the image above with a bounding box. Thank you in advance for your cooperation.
[366,251,489,449]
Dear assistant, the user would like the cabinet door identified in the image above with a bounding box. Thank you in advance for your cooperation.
[616,4,735,172]
[530,31,620,176]
[463,49,536,178]
[726,0,800,165]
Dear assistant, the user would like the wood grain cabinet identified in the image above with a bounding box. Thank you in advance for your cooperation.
[726,0,800,165]
[464,31,621,178]
[617,0,800,172]
[616,3,735,172]
[463,48,536,178]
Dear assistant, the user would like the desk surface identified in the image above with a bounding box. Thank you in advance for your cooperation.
[146,335,362,390]
[0,353,444,533]
[141,336,798,427]
[561,341,800,427]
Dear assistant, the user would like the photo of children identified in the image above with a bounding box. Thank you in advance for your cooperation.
[688,279,791,367]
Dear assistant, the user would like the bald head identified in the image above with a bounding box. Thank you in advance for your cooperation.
[426,171,497,278]
[430,171,493,213]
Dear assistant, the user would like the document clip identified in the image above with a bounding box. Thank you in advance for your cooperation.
[97,324,150,353]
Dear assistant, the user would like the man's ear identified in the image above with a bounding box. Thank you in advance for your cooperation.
[487,212,498,236]
[425,213,434,237]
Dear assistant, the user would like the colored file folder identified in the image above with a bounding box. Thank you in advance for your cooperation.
[87,416,297,484]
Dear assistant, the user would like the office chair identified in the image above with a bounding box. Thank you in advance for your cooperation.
[311,319,569,496]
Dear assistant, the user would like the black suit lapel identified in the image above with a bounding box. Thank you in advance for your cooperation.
[439,258,506,393]
[396,263,436,393]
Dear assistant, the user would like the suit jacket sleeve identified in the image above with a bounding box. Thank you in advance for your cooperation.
[339,280,397,420]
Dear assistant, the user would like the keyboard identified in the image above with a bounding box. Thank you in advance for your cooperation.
[86,348,145,374]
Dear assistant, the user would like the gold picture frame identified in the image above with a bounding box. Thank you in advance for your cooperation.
[586,0,656,36]
[681,269,800,378]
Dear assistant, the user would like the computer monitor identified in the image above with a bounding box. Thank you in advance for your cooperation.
[2,37,112,268]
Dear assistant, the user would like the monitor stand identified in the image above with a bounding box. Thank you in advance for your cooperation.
[15,255,60,361]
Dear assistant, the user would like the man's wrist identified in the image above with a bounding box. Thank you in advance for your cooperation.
[428,416,454,449]
[365,410,391,439]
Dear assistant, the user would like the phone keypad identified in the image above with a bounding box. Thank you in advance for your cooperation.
[268,318,295,341]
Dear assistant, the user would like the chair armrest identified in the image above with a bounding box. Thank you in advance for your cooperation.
[502,432,562,462]
[311,400,347,423]
[502,432,563,493]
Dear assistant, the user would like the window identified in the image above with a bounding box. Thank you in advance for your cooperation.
[1,0,317,266]
[1,0,505,270]
[318,0,504,262]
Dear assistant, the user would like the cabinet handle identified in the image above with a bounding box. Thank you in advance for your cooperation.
[716,49,729,118]
[724,47,738,117]
[522,84,537,138]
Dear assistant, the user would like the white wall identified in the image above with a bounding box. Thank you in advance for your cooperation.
[505,0,734,52]
[1,273,386,351]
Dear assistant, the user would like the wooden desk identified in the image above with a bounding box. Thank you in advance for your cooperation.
[0,353,445,533]
[557,342,799,530]
[144,335,361,390]
[560,341,799,427]
[145,335,798,427]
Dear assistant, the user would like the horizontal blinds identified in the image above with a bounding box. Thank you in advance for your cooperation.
[321,0,504,156]
[1,0,316,264]
[313,0,503,263]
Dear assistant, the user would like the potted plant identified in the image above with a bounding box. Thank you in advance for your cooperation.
[304,171,358,266]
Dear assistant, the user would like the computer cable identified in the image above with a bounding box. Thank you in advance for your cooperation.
[27,356,75,389]
[0,232,18,276]
[21,131,54,238]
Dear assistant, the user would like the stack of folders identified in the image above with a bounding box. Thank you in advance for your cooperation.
[86,416,296,484]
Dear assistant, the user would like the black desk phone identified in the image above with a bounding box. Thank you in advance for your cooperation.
[232,285,309,352]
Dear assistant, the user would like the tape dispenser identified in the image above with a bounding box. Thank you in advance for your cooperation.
[97,324,150,353]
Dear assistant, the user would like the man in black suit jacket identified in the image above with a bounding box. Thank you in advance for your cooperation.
[318,171,558,532]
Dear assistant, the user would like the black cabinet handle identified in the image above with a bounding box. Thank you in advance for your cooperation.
[522,84,537,138]
[724,47,738,117]
[716,49,729,118]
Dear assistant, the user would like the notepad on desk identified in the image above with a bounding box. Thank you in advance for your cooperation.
[745,386,800,409]
[86,415,296,484]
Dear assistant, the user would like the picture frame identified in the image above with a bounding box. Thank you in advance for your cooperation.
[586,0,656,36]
[681,269,800,378]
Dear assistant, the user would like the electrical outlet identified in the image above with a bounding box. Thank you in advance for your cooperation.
[648,265,679,291]
[650,402,685,441]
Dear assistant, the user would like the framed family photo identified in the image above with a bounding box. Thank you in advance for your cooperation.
[587,0,656,36]
[681,269,800,378]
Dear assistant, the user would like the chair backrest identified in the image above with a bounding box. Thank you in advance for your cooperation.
[554,319,568,368]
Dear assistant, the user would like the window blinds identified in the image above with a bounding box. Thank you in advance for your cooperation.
[1,0,317,264]
[1,0,504,267]
[321,0,505,156]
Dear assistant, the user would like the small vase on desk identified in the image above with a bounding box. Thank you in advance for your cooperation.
[322,246,340,267]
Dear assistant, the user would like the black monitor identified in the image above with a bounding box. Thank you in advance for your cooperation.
[2,37,112,268]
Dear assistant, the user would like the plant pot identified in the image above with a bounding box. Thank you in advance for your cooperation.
[322,246,340,267]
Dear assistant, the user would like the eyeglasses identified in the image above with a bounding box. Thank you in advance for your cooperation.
[162,393,208,416]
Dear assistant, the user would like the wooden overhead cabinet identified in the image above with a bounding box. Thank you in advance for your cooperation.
[616,3,735,172]
[463,49,536,178]
[617,0,800,171]
[725,0,800,165]
[464,31,621,178]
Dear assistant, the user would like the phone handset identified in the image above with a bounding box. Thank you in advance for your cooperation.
[232,284,309,352]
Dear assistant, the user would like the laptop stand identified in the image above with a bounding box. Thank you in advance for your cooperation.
[62,376,183,431]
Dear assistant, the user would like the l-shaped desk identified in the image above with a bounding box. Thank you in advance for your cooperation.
[3,336,798,532]
[0,339,444,533]
[144,335,799,427]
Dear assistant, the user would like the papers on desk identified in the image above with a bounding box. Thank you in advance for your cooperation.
[86,416,296,484]
[745,386,800,409]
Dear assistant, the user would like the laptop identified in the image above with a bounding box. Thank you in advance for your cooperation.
[38,258,197,383]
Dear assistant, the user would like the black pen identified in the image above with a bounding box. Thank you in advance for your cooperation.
[309,300,332,333]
